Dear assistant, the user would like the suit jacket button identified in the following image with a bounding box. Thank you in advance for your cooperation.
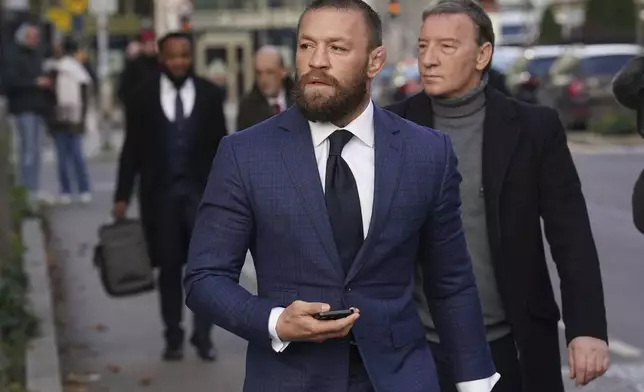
[345,287,352,292]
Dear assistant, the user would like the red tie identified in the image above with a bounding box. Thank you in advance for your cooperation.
[272,103,282,114]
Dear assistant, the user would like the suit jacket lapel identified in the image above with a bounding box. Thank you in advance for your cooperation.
[278,108,344,279]
[481,88,520,203]
[346,106,402,283]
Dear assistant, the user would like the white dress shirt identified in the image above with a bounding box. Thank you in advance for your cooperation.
[160,74,196,121]
[267,101,500,392]
[267,89,288,113]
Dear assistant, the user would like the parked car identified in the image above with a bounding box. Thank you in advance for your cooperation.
[390,58,422,103]
[505,45,568,103]
[372,64,395,106]
[491,45,524,73]
[539,44,642,129]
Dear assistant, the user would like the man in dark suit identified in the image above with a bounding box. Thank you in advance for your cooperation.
[185,1,498,391]
[386,1,609,391]
[113,31,227,362]
[117,29,159,107]
[236,45,295,131]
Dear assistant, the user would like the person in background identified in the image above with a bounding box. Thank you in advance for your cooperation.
[45,38,92,205]
[117,29,158,106]
[236,45,294,131]
[3,22,52,203]
[113,31,227,362]
[386,1,609,391]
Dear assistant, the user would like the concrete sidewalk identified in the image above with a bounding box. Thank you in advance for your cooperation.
[42,159,252,392]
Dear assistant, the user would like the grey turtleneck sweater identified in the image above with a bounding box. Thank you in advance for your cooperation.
[415,76,511,342]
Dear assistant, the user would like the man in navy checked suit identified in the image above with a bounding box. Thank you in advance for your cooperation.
[185,1,497,391]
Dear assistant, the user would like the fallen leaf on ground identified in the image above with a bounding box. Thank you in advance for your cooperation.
[66,372,102,384]
[91,323,108,332]
[139,377,153,387]
[106,364,121,373]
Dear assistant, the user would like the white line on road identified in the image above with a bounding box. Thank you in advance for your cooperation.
[558,321,643,358]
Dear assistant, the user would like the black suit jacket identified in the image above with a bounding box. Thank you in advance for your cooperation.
[236,76,295,131]
[114,75,227,264]
[387,88,607,392]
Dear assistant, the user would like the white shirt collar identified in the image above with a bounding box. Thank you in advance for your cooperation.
[309,101,375,148]
[268,89,287,106]
[160,73,194,93]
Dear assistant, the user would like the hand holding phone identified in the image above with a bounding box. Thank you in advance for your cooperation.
[275,301,360,343]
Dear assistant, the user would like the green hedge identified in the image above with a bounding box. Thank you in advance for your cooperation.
[589,111,637,135]
[0,186,39,390]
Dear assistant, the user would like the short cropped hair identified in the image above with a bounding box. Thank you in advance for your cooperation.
[297,0,383,50]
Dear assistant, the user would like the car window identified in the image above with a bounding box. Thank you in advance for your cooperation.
[525,56,558,76]
[579,55,634,76]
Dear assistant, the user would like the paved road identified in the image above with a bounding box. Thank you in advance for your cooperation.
[43,144,644,391]
[553,152,644,392]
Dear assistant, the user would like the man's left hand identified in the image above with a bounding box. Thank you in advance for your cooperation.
[568,336,610,387]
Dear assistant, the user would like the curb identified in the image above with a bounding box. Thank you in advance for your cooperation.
[22,218,62,392]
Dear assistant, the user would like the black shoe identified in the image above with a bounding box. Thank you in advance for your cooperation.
[190,336,216,362]
[162,344,184,361]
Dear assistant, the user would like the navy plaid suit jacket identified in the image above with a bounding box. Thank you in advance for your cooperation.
[184,105,495,391]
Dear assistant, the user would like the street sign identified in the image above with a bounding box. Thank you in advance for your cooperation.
[45,7,72,33]
[89,0,117,16]
[63,0,88,15]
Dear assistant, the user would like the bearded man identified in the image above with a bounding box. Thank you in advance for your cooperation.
[113,32,227,362]
[184,1,498,391]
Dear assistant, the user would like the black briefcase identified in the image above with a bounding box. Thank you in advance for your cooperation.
[93,218,155,297]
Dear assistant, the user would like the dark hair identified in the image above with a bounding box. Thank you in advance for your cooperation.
[422,0,495,71]
[297,0,382,50]
[157,31,192,52]
[62,37,80,55]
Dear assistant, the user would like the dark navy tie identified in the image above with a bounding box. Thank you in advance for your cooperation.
[325,130,364,275]
[175,91,185,130]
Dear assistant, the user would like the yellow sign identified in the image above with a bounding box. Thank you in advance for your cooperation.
[46,7,72,32]
[63,0,88,15]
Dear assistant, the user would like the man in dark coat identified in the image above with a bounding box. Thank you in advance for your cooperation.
[113,31,227,362]
[236,45,294,131]
[3,22,52,200]
[386,1,609,391]
[117,29,159,106]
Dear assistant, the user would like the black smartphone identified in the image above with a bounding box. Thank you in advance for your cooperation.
[314,309,354,321]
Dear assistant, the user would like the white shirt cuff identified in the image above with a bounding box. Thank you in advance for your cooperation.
[456,372,501,392]
[268,307,291,352]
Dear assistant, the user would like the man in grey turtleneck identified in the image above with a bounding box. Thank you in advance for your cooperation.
[417,73,511,344]
[387,1,609,392]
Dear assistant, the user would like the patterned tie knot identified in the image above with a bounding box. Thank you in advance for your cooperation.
[328,129,354,156]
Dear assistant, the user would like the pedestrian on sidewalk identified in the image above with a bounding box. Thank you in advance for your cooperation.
[387,1,609,391]
[113,31,228,362]
[185,1,498,391]
[45,38,93,204]
[3,22,52,203]
[236,45,294,131]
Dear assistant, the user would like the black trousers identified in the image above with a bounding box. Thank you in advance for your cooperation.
[429,334,523,392]
[151,190,212,346]
[348,345,375,392]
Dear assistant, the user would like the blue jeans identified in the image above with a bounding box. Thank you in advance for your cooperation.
[53,131,90,194]
[14,112,44,193]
